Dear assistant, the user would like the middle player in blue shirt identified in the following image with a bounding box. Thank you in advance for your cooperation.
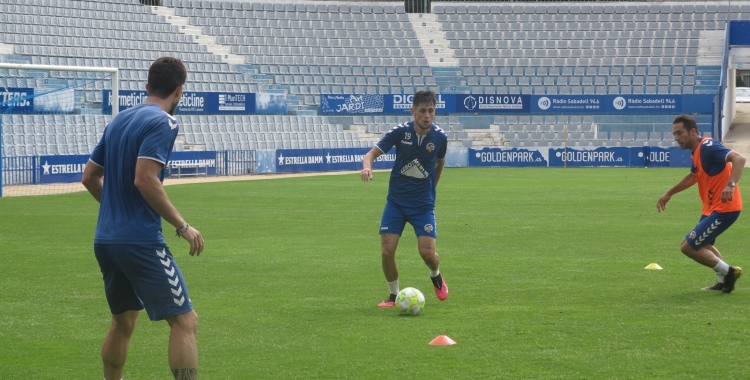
[361,90,450,307]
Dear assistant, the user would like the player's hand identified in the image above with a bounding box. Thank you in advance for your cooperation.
[361,168,373,182]
[656,193,671,212]
[180,226,204,256]
[721,185,734,203]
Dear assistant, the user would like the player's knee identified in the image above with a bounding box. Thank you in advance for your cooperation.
[169,311,198,335]
[183,311,199,333]
[111,310,138,335]
[680,240,696,256]
[418,248,436,261]
[381,249,396,260]
[111,317,137,337]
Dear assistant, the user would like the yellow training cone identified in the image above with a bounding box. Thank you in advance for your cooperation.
[645,263,663,270]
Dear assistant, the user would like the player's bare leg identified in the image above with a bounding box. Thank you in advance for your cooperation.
[681,240,722,267]
[681,240,741,293]
[418,236,448,300]
[706,245,723,260]
[703,245,728,290]
[381,233,400,281]
[379,233,401,307]
[102,310,139,380]
[166,310,199,379]
[417,236,440,270]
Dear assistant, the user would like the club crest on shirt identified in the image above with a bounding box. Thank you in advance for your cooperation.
[689,231,696,239]
[426,143,435,153]
[424,224,434,233]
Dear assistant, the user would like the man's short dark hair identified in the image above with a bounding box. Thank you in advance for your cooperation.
[672,114,698,132]
[413,90,437,108]
[147,57,187,99]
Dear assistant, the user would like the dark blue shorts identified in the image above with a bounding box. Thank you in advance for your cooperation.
[685,211,741,250]
[379,201,437,238]
[94,243,193,321]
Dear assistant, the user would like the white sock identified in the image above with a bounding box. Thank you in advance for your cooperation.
[713,260,730,276]
[430,268,440,277]
[387,280,399,296]
[716,271,725,283]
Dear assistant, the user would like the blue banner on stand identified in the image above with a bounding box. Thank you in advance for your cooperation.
[215,92,254,113]
[455,94,530,113]
[255,93,285,114]
[320,94,385,114]
[320,94,457,115]
[103,91,261,115]
[324,148,396,171]
[276,149,326,173]
[548,147,630,167]
[167,151,218,177]
[0,88,34,113]
[532,95,605,113]
[641,146,671,167]
[175,92,212,114]
[102,90,147,114]
[385,94,456,114]
[38,155,89,184]
[323,148,366,171]
[630,147,646,167]
[729,21,750,45]
[468,147,548,167]
[605,95,681,114]
[317,93,712,116]
[669,146,693,167]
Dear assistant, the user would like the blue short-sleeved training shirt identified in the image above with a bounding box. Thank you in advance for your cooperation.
[375,121,448,208]
[89,103,179,245]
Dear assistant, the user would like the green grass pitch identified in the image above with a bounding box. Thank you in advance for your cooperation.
[2,167,749,379]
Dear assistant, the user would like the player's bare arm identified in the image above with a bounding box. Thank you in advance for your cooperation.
[82,161,105,203]
[134,158,204,256]
[722,151,746,202]
[434,158,446,187]
[361,147,383,182]
[657,172,697,212]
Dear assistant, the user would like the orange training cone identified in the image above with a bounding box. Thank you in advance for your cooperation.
[429,335,457,346]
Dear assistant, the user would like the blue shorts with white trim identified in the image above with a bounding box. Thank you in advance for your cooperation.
[94,243,193,321]
[685,211,740,250]
[379,201,437,238]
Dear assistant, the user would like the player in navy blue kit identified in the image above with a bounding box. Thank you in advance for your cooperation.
[82,57,204,380]
[361,90,450,307]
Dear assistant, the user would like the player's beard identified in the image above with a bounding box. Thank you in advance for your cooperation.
[168,96,180,115]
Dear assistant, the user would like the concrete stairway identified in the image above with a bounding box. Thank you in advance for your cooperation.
[723,103,750,166]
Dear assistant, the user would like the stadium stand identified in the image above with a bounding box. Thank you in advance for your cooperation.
[0,0,741,155]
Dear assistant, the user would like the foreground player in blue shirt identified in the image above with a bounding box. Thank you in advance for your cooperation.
[361,90,449,307]
[82,57,204,380]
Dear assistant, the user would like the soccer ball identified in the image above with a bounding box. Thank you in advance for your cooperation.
[396,287,425,316]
